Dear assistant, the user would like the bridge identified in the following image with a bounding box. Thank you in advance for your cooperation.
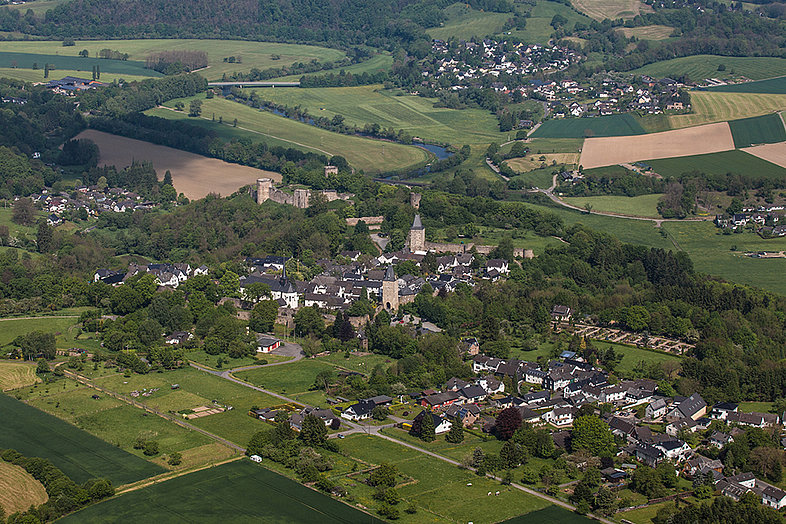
[207,81,300,88]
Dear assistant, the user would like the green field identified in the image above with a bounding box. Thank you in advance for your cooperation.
[235,359,336,401]
[0,393,164,485]
[155,94,430,173]
[507,166,557,189]
[708,75,786,94]
[61,459,383,523]
[510,0,592,44]
[0,67,152,83]
[561,194,664,218]
[633,56,786,82]
[526,138,585,153]
[667,91,786,129]
[646,150,786,181]
[0,51,157,77]
[5,0,67,15]
[427,3,510,40]
[271,53,394,82]
[249,85,507,145]
[530,114,646,138]
[0,316,79,347]
[0,40,346,81]
[728,113,786,148]
[589,341,681,374]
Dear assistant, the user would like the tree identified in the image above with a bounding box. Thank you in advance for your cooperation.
[167,452,182,466]
[500,440,523,469]
[249,300,278,332]
[12,198,35,225]
[369,462,398,488]
[495,407,523,440]
[272,410,295,444]
[36,220,53,253]
[631,466,665,498]
[36,359,49,374]
[571,415,616,457]
[244,282,271,303]
[143,440,160,456]
[299,414,328,447]
[445,420,464,443]
[372,405,390,421]
[189,99,202,117]
[419,412,436,442]
[294,306,323,336]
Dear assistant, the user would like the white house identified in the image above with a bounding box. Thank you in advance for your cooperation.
[542,406,575,427]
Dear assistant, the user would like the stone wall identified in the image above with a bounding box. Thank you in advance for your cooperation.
[424,241,532,259]
[256,177,352,209]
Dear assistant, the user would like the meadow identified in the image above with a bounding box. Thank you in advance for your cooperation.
[727,113,786,148]
[0,360,39,390]
[271,53,394,82]
[0,461,48,515]
[160,94,430,174]
[5,0,67,14]
[617,25,674,40]
[427,3,510,40]
[0,39,346,81]
[0,50,156,78]
[506,166,558,189]
[0,315,80,347]
[571,0,652,20]
[633,55,786,82]
[525,137,585,154]
[561,193,663,218]
[667,91,786,129]
[60,459,383,523]
[589,341,681,374]
[0,67,152,83]
[0,393,164,485]
[249,84,507,145]
[708,75,786,94]
[645,149,786,180]
[530,114,646,139]
[510,0,592,43]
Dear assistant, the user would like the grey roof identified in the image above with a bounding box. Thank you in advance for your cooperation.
[411,214,424,230]
[384,265,396,281]
[677,392,706,418]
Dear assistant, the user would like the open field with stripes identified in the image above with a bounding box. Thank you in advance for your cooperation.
[633,55,786,82]
[571,0,652,20]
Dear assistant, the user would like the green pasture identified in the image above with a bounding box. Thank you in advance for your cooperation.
[507,167,556,189]
[271,53,394,82]
[589,341,681,374]
[646,150,786,181]
[0,393,164,485]
[427,3,510,40]
[526,137,585,154]
[633,56,786,82]
[707,75,786,94]
[251,84,507,145]
[530,114,646,139]
[0,316,80,347]
[510,0,592,44]
[0,206,40,239]
[0,39,346,81]
[60,459,383,523]
[5,0,68,15]
[728,113,786,148]
[158,94,430,173]
[0,51,157,77]
[0,67,152,83]
[561,194,664,218]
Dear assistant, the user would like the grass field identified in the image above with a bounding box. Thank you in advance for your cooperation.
[0,206,40,239]
[159,94,431,173]
[0,315,79,347]
[271,53,394,82]
[668,91,786,129]
[506,166,557,189]
[526,137,585,153]
[0,67,152,83]
[645,149,786,180]
[617,25,674,40]
[235,359,336,399]
[0,461,48,514]
[0,50,157,78]
[589,341,681,374]
[571,0,652,20]
[0,393,164,485]
[61,459,383,523]
[248,85,507,145]
[561,194,664,218]
[531,114,646,139]
[0,40,346,82]
[738,401,775,413]
[708,75,786,94]
[505,152,580,172]
[634,55,786,82]
[5,0,67,14]
[511,0,592,43]
[427,3,510,40]
[728,113,786,148]
[0,360,39,390]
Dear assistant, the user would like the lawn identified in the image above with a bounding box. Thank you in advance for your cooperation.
[588,341,681,374]
[441,225,564,255]
[506,167,557,189]
[427,3,511,40]
[0,315,81,348]
[560,194,663,218]
[185,349,265,370]
[646,150,786,181]
[157,94,431,174]
[633,55,786,82]
[0,392,164,485]
[0,206,41,239]
[708,75,786,94]
[250,84,507,145]
[0,360,39,390]
[738,401,774,413]
[668,91,786,129]
[530,114,646,139]
[60,459,383,523]
[510,0,592,43]
[234,359,336,399]
[0,39,346,82]
[728,113,786,148]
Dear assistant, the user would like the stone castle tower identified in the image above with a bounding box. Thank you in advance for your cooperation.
[382,265,399,312]
[256,178,272,204]
[408,214,426,252]
[410,192,421,210]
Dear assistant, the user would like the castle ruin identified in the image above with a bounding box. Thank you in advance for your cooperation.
[256,178,352,209]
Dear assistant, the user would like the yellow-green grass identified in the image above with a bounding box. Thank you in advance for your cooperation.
[668,91,786,129]
[5,0,67,15]
[160,94,430,173]
[0,360,39,390]
[589,341,681,374]
[506,152,580,171]
[0,461,48,514]
[0,316,80,347]
[510,0,592,44]
[571,0,652,20]
[270,53,394,82]
[738,401,774,413]
[234,359,336,398]
[507,166,556,189]
[314,352,394,373]
[427,3,511,40]
[561,194,664,218]
[617,25,674,40]
[0,67,153,83]
[249,84,507,145]
[0,206,41,238]
[633,55,786,82]
[0,39,345,81]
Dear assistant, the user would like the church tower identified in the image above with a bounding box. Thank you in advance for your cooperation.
[408,214,426,252]
[382,265,399,313]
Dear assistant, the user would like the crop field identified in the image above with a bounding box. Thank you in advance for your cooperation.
[0,50,157,79]
[0,393,164,485]
[61,459,383,524]
[250,85,507,145]
[0,40,346,81]
[668,91,786,129]
[531,114,646,139]
[579,122,734,168]
[511,0,592,43]
[0,315,79,347]
[708,75,786,94]
[571,0,652,20]
[0,67,152,84]
[74,129,281,199]
[0,461,48,514]
[271,53,394,82]
[162,94,430,173]
[617,25,674,40]
[728,113,786,148]
[427,3,510,40]
[646,149,786,180]
[744,141,786,169]
[0,360,39,390]
[633,55,786,82]
[561,194,664,218]
[526,137,585,153]
[505,152,580,172]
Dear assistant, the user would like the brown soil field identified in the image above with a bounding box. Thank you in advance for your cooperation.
[0,461,48,514]
[75,130,281,200]
[0,360,39,391]
[579,122,735,168]
[744,142,786,168]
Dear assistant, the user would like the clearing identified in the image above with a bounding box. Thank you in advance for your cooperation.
[667,91,786,129]
[0,315,80,348]
[74,129,280,200]
[60,459,384,523]
[427,3,510,40]
[617,25,674,40]
[0,461,48,514]
[531,114,646,139]
[579,122,735,169]
[0,360,39,391]
[633,55,786,82]
[571,0,652,20]
[561,194,663,218]
[744,141,786,169]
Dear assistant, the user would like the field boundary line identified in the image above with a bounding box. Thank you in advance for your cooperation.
[115,455,243,495]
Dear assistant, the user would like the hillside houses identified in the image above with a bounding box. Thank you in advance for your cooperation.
[26,184,161,226]
[94,262,207,288]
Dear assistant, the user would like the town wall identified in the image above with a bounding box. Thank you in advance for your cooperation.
[424,241,532,259]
